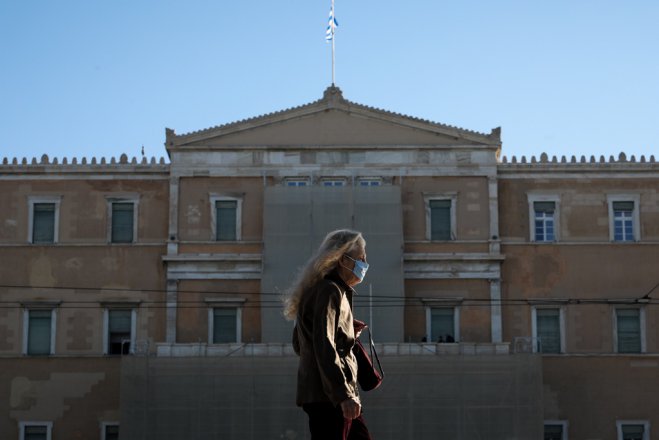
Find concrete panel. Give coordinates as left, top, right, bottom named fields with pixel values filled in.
left=260, top=186, right=404, bottom=343
left=118, top=354, right=542, bottom=440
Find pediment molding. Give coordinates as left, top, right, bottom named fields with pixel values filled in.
left=166, top=86, right=501, bottom=152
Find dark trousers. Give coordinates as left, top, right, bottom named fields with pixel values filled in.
left=303, top=402, right=372, bottom=440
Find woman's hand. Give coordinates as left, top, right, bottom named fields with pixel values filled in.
left=340, top=398, right=361, bottom=419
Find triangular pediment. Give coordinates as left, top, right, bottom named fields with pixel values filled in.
left=166, top=87, right=500, bottom=151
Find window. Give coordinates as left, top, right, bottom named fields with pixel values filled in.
left=614, top=308, right=644, bottom=353
left=321, top=178, right=346, bottom=187
left=107, top=196, right=138, bottom=243
left=617, top=421, right=650, bottom=440
left=544, top=421, right=568, bottom=440
left=613, top=202, right=635, bottom=241
left=28, top=196, right=60, bottom=244
left=209, top=307, right=241, bottom=343
left=19, top=422, right=52, bottom=440
left=285, top=178, right=310, bottom=187
left=534, top=202, right=556, bottom=242
left=528, top=195, right=560, bottom=242
left=101, top=422, right=119, bottom=440
left=426, top=307, right=459, bottom=343
left=532, top=307, right=565, bottom=354
left=23, top=309, right=55, bottom=356
left=608, top=195, right=640, bottom=242
left=425, top=195, right=456, bottom=241
left=210, top=196, right=242, bottom=241
left=104, top=309, right=136, bottom=355
left=357, top=178, right=382, bottom=187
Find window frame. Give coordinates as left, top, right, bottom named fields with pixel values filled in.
left=616, top=420, right=650, bottom=440
left=284, top=177, right=311, bottom=187
left=27, top=196, right=61, bottom=244
left=613, top=306, right=646, bottom=354
left=100, top=421, right=120, bottom=440
left=106, top=195, right=139, bottom=244
left=103, top=308, right=137, bottom=355
left=356, top=177, right=382, bottom=187
left=424, top=193, right=457, bottom=241
left=209, top=195, right=242, bottom=242
left=531, top=306, right=566, bottom=354
left=425, top=305, right=460, bottom=343
left=19, top=421, right=53, bottom=440
left=544, top=420, right=569, bottom=440
left=207, top=299, right=245, bottom=344
left=527, top=194, right=560, bottom=243
left=22, top=307, right=56, bottom=356
left=607, top=194, right=641, bottom=242
left=320, top=177, right=347, bottom=187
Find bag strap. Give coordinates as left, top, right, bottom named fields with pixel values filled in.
left=365, top=327, right=384, bottom=377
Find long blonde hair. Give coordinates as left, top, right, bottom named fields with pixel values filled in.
left=283, top=229, right=365, bottom=320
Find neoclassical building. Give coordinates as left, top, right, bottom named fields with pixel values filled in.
left=1, top=87, right=658, bottom=440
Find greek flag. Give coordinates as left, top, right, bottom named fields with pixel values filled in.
left=325, top=7, right=338, bottom=41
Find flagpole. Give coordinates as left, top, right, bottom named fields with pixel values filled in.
left=331, top=0, right=336, bottom=85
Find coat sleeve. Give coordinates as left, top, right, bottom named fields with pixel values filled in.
left=311, top=282, right=355, bottom=406
left=292, top=324, right=300, bottom=355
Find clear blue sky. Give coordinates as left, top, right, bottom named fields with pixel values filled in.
left=1, top=0, right=657, bottom=162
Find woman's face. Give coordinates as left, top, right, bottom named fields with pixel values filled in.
left=338, top=244, right=367, bottom=287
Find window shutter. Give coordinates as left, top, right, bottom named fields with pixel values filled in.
left=109, top=310, right=132, bottom=355
left=216, top=201, right=237, bottom=241
left=111, top=202, right=134, bottom=243
left=213, top=308, right=237, bottom=343
left=537, top=309, right=561, bottom=353
left=544, top=424, right=563, bottom=440
left=534, top=201, right=555, bottom=213
left=621, top=424, right=645, bottom=440
left=430, top=200, right=451, bottom=241
left=33, top=203, right=55, bottom=243
left=27, top=310, right=52, bottom=355
left=430, top=308, right=454, bottom=342
left=613, top=201, right=634, bottom=211
left=105, top=425, right=120, bottom=440
left=617, top=309, right=641, bottom=353
left=24, top=425, right=48, bottom=440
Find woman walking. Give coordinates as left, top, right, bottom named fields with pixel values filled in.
left=284, top=229, right=373, bottom=440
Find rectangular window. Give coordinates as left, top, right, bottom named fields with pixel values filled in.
left=616, top=309, right=642, bottom=353
left=285, top=178, right=310, bottom=187
left=32, top=203, right=56, bottom=243
left=544, top=424, right=564, bottom=440
left=429, top=199, right=452, bottom=241
left=534, top=201, right=556, bottom=242
left=617, top=421, right=650, bottom=440
left=101, top=423, right=120, bottom=440
left=429, top=308, right=457, bottom=343
left=111, top=202, right=135, bottom=243
left=321, top=179, right=346, bottom=187
left=28, top=196, right=60, bottom=244
left=536, top=308, right=561, bottom=353
left=622, top=425, right=645, bottom=440
left=613, top=201, right=635, bottom=242
left=107, top=309, right=133, bottom=355
left=211, top=308, right=239, bottom=343
left=215, top=200, right=237, bottom=241
left=358, top=178, right=382, bottom=187
left=19, top=422, right=52, bottom=440
left=26, top=310, right=54, bottom=356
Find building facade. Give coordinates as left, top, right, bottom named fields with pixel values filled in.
left=1, top=86, right=657, bottom=440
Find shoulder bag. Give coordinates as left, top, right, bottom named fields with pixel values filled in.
left=352, top=323, right=384, bottom=391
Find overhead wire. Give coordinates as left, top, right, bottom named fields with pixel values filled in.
left=1, top=283, right=657, bottom=309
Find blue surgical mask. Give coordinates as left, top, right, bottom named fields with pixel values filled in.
left=344, top=254, right=369, bottom=281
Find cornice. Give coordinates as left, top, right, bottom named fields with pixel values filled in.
left=166, top=86, right=501, bottom=150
